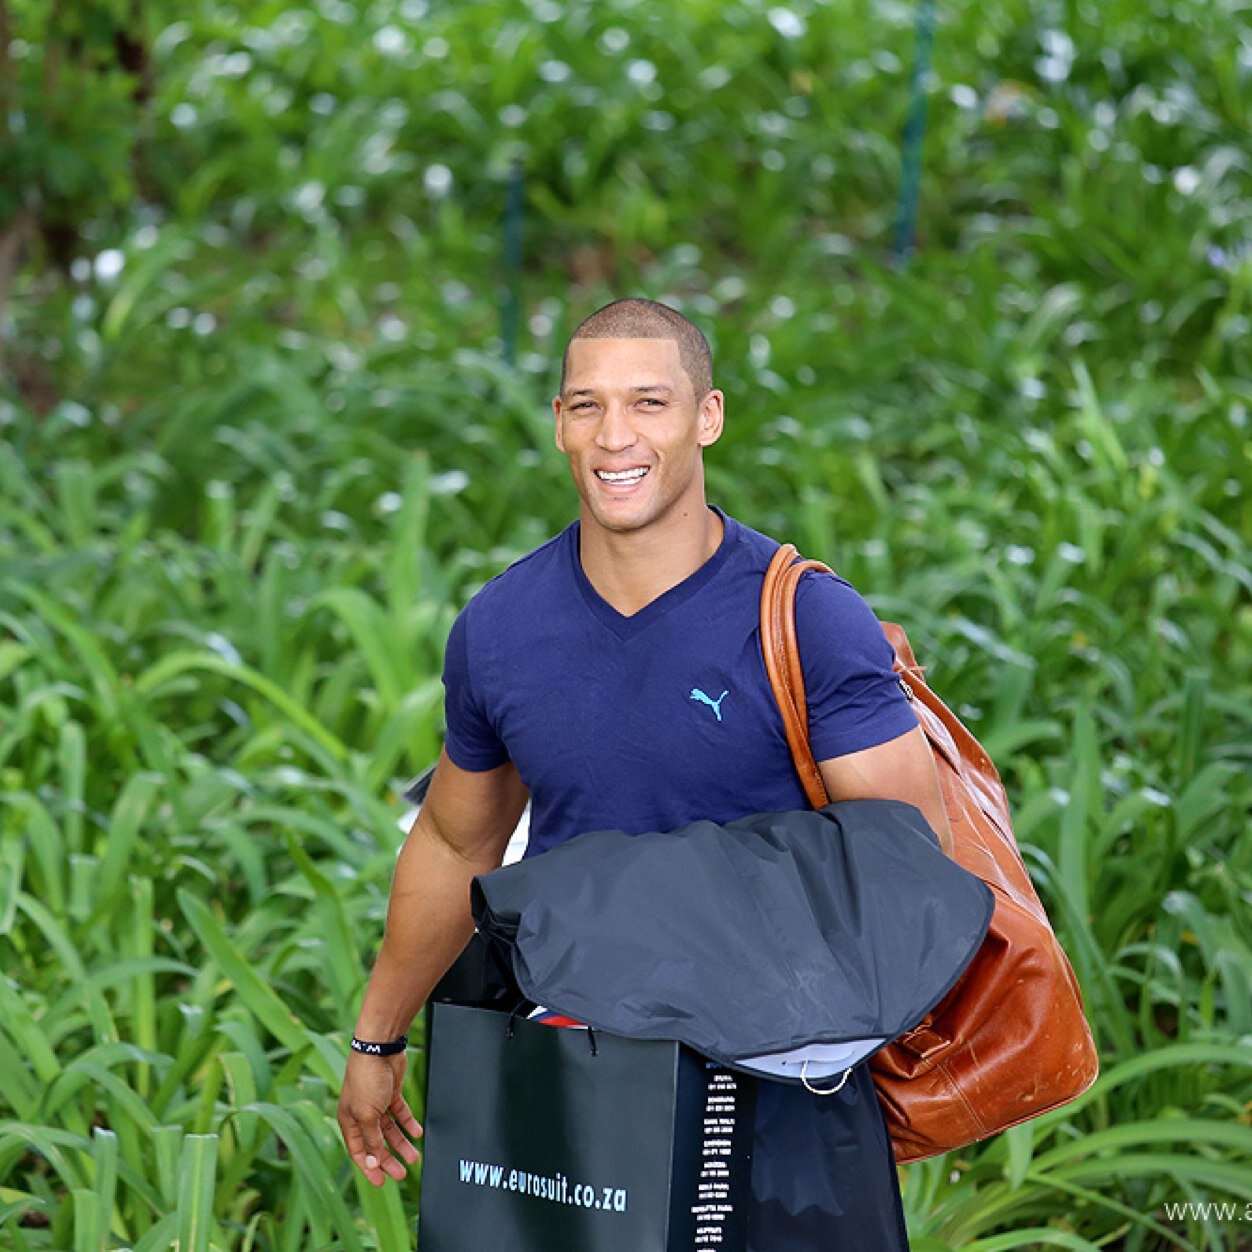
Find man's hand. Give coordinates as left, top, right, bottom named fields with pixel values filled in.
left=337, top=1051, right=424, bottom=1187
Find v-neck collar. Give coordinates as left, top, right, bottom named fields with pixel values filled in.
left=569, top=506, right=738, bottom=641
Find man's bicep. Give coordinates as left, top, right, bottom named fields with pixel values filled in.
left=817, top=726, right=953, bottom=856
left=414, top=747, right=529, bottom=869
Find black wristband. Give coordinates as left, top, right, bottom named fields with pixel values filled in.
left=350, top=1033, right=408, bottom=1057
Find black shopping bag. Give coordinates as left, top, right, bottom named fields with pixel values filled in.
left=418, top=1004, right=755, bottom=1252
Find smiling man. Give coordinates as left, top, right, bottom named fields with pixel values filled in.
left=337, top=298, right=950, bottom=1249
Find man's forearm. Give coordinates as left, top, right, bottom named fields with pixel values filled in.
left=352, top=819, right=501, bottom=1040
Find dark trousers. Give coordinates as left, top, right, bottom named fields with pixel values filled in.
left=748, top=1062, right=911, bottom=1250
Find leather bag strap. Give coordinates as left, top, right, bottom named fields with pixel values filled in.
left=761, top=545, right=834, bottom=810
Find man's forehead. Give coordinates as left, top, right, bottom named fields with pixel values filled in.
left=562, top=337, right=686, bottom=390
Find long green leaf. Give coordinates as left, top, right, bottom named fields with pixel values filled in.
left=241, top=1103, right=365, bottom=1252
left=175, top=1134, right=219, bottom=1252
left=135, top=651, right=350, bottom=762
left=95, top=772, right=161, bottom=910
left=177, top=890, right=337, bottom=1086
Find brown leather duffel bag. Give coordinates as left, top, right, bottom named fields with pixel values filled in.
left=761, top=545, right=1099, bottom=1162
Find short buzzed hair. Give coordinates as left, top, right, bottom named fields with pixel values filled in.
left=560, top=298, right=714, bottom=399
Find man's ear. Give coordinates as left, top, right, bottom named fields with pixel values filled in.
left=552, top=397, right=565, bottom=453
left=697, top=390, right=725, bottom=448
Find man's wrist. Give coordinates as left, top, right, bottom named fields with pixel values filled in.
left=350, top=1032, right=409, bottom=1057
left=353, top=1007, right=419, bottom=1043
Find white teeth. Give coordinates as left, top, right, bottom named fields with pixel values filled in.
left=596, top=467, right=648, bottom=483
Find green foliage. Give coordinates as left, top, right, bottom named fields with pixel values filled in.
left=1, top=0, right=150, bottom=224
left=2, top=0, right=1251, bottom=1247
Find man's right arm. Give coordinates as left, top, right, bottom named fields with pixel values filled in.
left=337, top=747, right=528, bottom=1186
left=354, top=747, right=529, bottom=1039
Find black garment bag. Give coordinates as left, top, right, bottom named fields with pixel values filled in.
left=471, top=799, right=994, bottom=1083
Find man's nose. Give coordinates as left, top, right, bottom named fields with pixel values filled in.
left=594, top=403, right=637, bottom=452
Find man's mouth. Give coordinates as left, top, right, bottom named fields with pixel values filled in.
left=595, top=467, right=650, bottom=484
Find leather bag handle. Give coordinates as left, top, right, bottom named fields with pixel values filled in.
left=760, top=545, right=834, bottom=810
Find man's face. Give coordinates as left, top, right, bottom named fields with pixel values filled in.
left=553, top=338, right=724, bottom=537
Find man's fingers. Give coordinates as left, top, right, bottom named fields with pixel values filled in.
left=338, top=1060, right=418, bottom=1185
left=338, top=1112, right=374, bottom=1163
left=340, top=1116, right=403, bottom=1181
left=389, top=1095, right=424, bottom=1140
left=380, top=1113, right=422, bottom=1164
left=358, top=1123, right=401, bottom=1185
left=340, top=1118, right=376, bottom=1176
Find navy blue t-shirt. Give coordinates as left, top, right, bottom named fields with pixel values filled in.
left=442, top=507, right=918, bottom=1248
left=441, top=508, right=917, bottom=856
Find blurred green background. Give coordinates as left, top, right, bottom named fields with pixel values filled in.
left=2, top=0, right=1250, bottom=1248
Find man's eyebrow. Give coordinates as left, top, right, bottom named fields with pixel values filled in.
left=563, top=383, right=675, bottom=398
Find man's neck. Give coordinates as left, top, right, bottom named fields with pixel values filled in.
left=578, top=504, right=725, bottom=618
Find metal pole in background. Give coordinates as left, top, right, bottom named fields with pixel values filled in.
left=501, top=156, right=524, bottom=365
left=892, top=0, right=937, bottom=265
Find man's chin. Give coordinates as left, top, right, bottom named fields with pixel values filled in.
left=576, top=490, right=657, bottom=533
left=586, top=508, right=650, bottom=535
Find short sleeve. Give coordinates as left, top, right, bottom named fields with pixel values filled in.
left=441, top=605, right=510, bottom=771
left=794, top=571, right=918, bottom=761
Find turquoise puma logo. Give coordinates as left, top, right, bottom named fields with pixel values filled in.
left=690, top=688, right=729, bottom=722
